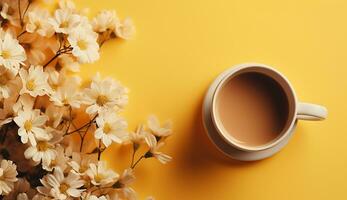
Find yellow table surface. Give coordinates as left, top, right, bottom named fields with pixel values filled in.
left=75, top=0, right=347, bottom=199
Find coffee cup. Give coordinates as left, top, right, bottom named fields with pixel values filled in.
left=203, top=63, right=327, bottom=160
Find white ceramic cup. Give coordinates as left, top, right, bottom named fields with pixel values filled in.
left=205, top=63, right=327, bottom=153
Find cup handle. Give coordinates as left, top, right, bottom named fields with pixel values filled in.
left=297, top=102, right=328, bottom=121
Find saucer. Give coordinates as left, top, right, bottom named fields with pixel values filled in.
left=202, top=66, right=297, bottom=161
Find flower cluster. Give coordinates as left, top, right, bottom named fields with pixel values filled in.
left=0, top=0, right=171, bottom=199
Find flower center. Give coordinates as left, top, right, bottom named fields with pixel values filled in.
left=62, top=98, right=69, bottom=105
left=77, top=40, right=88, bottom=50
left=59, top=21, right=69, bottom=29
left=37, top=141, right=49, bottom=151
left=24, top=120, right=32, bottom=131
left=94, top=174, right=104, bottom=183
left=103, top=123, right=112, bottom=134
left=96, top=95, right=108, bottom=106
left=59, top=183, right=69, bottom=193
left=1, top=50, right=11, bottom=59
left=35, top=21, right=42, bottom=29
left=26, top=80, right=36, bottom=91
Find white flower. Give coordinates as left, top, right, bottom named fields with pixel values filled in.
left=147, top=115, right=172, bottom=137
left=58, top=0, right=76, bottom=11
left=0, top=69, right=19, bottom=98
left=145, top=134, right=172, bottom=164
left=0, top=2, right=20, bottom=27
left=37, top=167, right=84, bottom=199
left=68, top=28, right=99, bottom=63
left=32, top=194, right=53, bottom=200
left=0, top=160, right=18, bottom=195
left=12, top=94, right=34, bottom=114
left=4, top=178, right=35, bottom=200
left=45, top=104, right=64, bottom=128
left=50, top=84, right=81, bottom=108
left=86, top=161, right=119, bottom=186
left=47, top=67, right=81, bottom=89
left=18, top=33, right=58, bottom=66
left=69, top=152, right=97, bottom=175
left=24, top=137, right=57, bottom=167
left=0, top=3, right=9, bottom=21
left=95, top=111, right=127, bottom=147
left=49, top=9, right=80, bottom=34
left=0, top=94, right=17, bottom=127
left=25, top=9, right=54, bottom=37
left=83, top=194, right=109, bottom=200
left=19, top=65, right=52, bottom=97
left=113, top=169, right=136, bottom=200
left=13, top=108, right=49, bottom=146
left=0, top=31, right=26, bottom=74
left=115, top=18, right=135, bottom=40
left=42, top=145, right=69, bottom=171
left=84, top=75, right=128, bottom=115
left=57, top=54, right=80, bottom=72
left=92, top=10, right=119, bottom=33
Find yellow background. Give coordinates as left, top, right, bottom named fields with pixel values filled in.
left=74, top=0, right=347, bottom=199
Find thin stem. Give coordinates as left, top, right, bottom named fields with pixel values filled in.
left=18, top=0, right=22, bottom=26
left=64, top=106, right=72, bottom=134
left=43, top=52, right=60, bottom=68
left=43, top=46, right=73, bottom=68
left=65, top=115, right=97, bottom=136
left=17, top=30, right=27, bottom=39
left=130, top=143, right=137, bottom=167
left=131, top=155, right=145, bottom=169
left=97, top=140, right=102, bottom=160
left=23, top=1, right=31, bottom=19
left=79, top=121, right=92, bottom=152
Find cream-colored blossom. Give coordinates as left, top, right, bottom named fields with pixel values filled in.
left=19, top=33, right=54, bottom=66
left=0, top=94, right=17, bottom=127
left=4, top=178, right=36, bottom=200
left=25, top=9, right=54, bottom=37
left=86, top=195, right=109, bottom=200
left=84, top=74, right=128, bottom=115
left=127, top=125, right=151, bottom=146
left=19, top=65, right=52, bottom=97
left=45, top=104, right=64, bottom=128
left=13, top=108, right=50, bottom=146
left=37, top=167, right=84, bottom=199
left=0, top=1, right=20, bottom=27
left=69, top=152, right=97, bottom=176
left=57, top=54, right=80, bottom=72
left=145, top=134, right=172, bottom=164
left=58, top=0, right=76, bottom=11
left=47, top=67, right=81, bottom=89
left=92, top=10, right=119, bottom=33
left=24, top=136, right=57, bottom=167
left=86, top=161, right=118, bottom=186
left=147, top=115, right=172, bottom=138
left=50, top=84, right=81, bottom=108
left=68, top=27, right=99, bottom=63
left=12, top=94, right=34, bottom=114
left=115, top=18, right=135, bottom=40
left=95, top=111, right=127, bottom=147
left=83, top=193, right=109, bottom=200
left=49, top=9, right=80, bottom=34
left=42, top=145, right=69, bottom=171
left=0, top=160, right=18, bottom=195
left=112, top=168, right=136, bottom=200
left=0, top=31, right=26, bottom=74
left=0, top=69, right=20, bottom=98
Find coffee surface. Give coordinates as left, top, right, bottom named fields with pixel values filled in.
left=216, top=72, right=289, bottom=147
